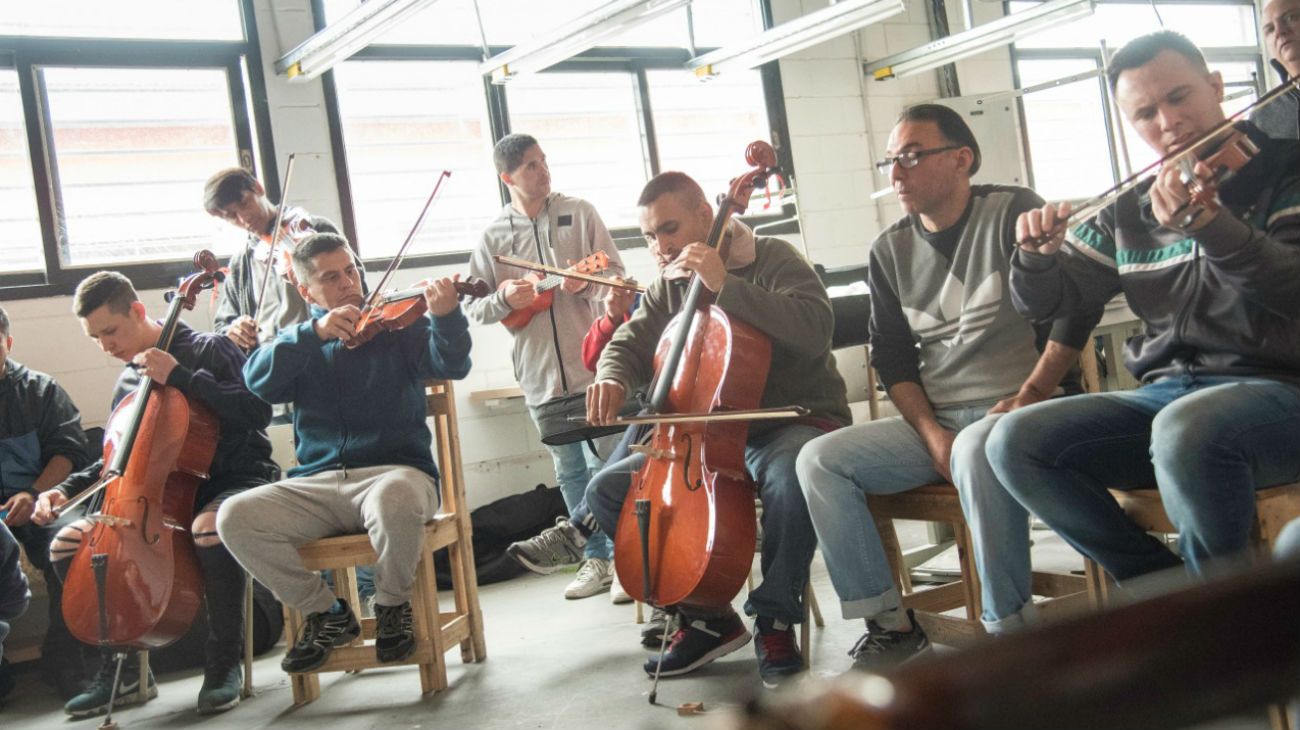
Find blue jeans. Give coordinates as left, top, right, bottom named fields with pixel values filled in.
left=797, top=404, right=1036, bottom=632
left=587, top=424, right=824, bottom=624
left=988, top=376, right=1300, bottom=580
left=536, top=421, right=615, bottom=561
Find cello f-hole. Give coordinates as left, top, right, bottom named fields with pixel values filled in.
left=681, top=435, right=704, bottom=492
left=138, top=495, right=160, bottom=546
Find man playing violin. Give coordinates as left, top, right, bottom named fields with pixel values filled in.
left=794, top=104, right=1098, bottom=669
left=586, top=171, right=850, bottom=688
left=33, top=271, right=276, bottom=717
left=204, top=167, right=366, bottom=352
left=465, top=134, right=627, bottom=600
left=1256, top=0, right=1299, bottom=139
left=217, top=232, right=471, bottom=674
left=989, top=31, right=1300, bottom=584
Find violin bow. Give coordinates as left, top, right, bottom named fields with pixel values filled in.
left=359, top=170, right=452, bottom=318
left=1026, top=74, right=1300, bottom=246
left=251, top=152, right=298, bottom=326
left=493, top=254, right=646, bottom=292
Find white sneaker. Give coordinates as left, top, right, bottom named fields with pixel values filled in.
left=610, top=571, right=633, bottom=604
left=564, top=558, right=613, bottom=599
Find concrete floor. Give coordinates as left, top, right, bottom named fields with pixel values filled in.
left=0, top=523, right=1281, bottom=730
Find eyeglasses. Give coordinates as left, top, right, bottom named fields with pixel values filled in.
left=874, top=145, right=961, bottom=173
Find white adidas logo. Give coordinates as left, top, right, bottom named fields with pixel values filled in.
left=902, top=272, right=1002, bottom=348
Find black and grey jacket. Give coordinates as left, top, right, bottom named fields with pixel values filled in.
left=1011, top=122, right=1300, bottom=386
left=0, top=361, right=89, bottom=499
left=1252, top=60, right=1300, bottom=141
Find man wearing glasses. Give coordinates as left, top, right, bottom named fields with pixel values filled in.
left=795, top=104, right=1099, bottom=669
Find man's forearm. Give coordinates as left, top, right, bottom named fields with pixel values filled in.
left=31, top=455, right=73, bottom=493
left=888, top=381, right=943, bottom=438
left=1020, top=341, right=1083, bottom=398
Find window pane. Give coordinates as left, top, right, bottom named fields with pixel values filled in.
left=646, top=69, right=771, bottom=200
left=688, top=0, right=763, bottom=48
left=42, top=67, right=245, bottom=267
left=507, top=72, right=650, bottom=227
left=1018, top=59, right=1115, bottom=200
left=333, top=60, right=499, bottom=258
left=1013, top=2, right=1257, bottom=50
left=0, top=69, right=44, bottom=274
left=0, top=0, right=242, bottom=41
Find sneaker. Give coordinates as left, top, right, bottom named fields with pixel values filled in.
left=565, top=557, right=613, bottom=599
left=281, top=600, right=362, bottom=674
left=64, top=655, right=158, bottom=718
left=754, top=616, right=805, bottom=689
left=643, top=610, right=751, bottom=677
left=849, top=610, right=929, bottom=672
left=610, top=571, right=633, bottom=604
left=196, top=661, right=242, bottom=715
left=375, top=602, right=416, bottom=663
left=507, top=517, right=586, bottom=575
left=640, top=608, right=681, bottom=648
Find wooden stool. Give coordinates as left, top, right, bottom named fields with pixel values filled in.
left=869, top=483, right=1089, bottom=645
left=282, top=380, right=486, bottom=705
left=1084, top=483, right=1300, bottom=730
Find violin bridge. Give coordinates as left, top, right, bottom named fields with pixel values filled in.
left=629, top=444, right=677, bottom=461
left=87, top=515, right=134, bottom=529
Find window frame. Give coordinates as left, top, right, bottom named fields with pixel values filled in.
left=0, top=0, right=275, bottom=299
left=316, top=0, right=798, bottom=273
left=1008, top=0, right=1268, bottom=198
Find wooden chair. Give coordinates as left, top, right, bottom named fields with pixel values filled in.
left=870, top=483, right=1090, bottom=645
left=1084, top=482, right=1300, bottom=730
left=282, top=380, right=486, bottom=705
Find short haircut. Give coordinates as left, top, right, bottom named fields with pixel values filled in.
left=493, top=133, right=539, bottom=175
left=896, top=103, right=982, bottom=176
left=1107, top=30, right=1209, bottom=91
left=637, top=171, right=710, bottom=209
left=73, top=271, right=139, bottom=319
left=204, top=167, right=260, bottom=214
left=291, top=232, right=351, bottom=284
left=0, top=305, right=9, bottom=337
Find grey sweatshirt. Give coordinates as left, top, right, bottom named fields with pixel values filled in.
left=465, top=192, right=625, bottom=406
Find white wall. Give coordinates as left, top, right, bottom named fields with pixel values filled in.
left=4, top=0, right=1026, bottom=510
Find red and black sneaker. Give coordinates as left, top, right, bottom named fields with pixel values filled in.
left=754, top=616, right=805, bottom=689
left=642, top=609, right=751, bottom=678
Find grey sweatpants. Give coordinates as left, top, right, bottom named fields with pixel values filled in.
left=217, top=464, right=438, bottom=615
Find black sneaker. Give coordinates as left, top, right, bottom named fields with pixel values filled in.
left=754, top=616, right=805, bottom=688
left=64, top=655, right=157, bottom=718
left=642, top=610, right=751, bottom=678
left=640, top=607, right=681, bottom=648
left=375, top=601, right=416, bottom=663
left=196, top=661, right=242, bottom=715
left=849, top=609, right=929, bottom=672
left=282, top=600, right=361, bottom=674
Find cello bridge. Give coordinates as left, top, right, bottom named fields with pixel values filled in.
left=629, top=444, right=677, bottom=461
left=86, top=515, right=134, bottom=529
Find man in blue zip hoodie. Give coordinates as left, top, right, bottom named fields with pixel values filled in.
left=988, top=31, right=1300, bottom=583
left=219, top=232, right=471, bottom=674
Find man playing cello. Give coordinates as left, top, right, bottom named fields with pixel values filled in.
left=586, top=171, right=850, bottom=688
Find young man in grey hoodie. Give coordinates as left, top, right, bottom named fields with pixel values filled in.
left=465, top=134, right=626, bottom=600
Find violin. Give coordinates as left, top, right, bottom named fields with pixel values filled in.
left=1168, top=128, right=1260, bottom=228
left=346, top=277, right=490, bottom=349
left=498, top=250, right=615, bottom=332
left=61, top=251, right=224, bottom=649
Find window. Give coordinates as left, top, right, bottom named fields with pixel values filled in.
left=506, top=72, right=650, bottom=227
left=0, top=67, right=44, bottom=275
left=1011, top=0, right=1265, bottom=199
left=332, top=60, right=500, bottom=258
left=0, top=0, right=243, bottom=41
left=42, top=67, right=245, bottom=267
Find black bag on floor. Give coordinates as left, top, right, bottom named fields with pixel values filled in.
left=433, top=484, right=568, bottom=589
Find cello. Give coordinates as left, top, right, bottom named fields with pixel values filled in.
left=60, top=251, right=225, bottom=654
left=609, top=142, right=805, bottom=700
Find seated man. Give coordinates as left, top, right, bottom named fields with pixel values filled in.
left=34, top=271, right=276, bottom=717
left=218, top=232, right=471, bottom=673
left=584, top=171, right=851, bottom=688
left=793, top=105, right=1097, bottom=667
left=0, top=521, right=31, bottom=705
left=0, top=304, right=92, bottom=697
left=989, top=31, right=1300, bottom=583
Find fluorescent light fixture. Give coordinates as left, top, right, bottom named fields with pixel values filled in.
left=482, top=0, right=691, bottom=84
left=865, top=0, right=1094, bottom=81
left=688, top=0, right=905, bottom=77
left=275, top=0, right=445, bottom=82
